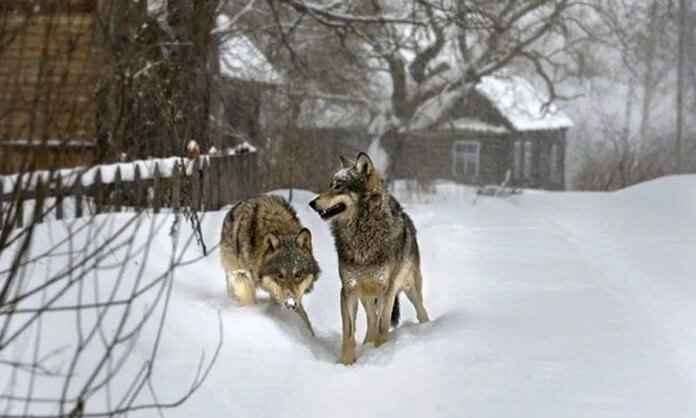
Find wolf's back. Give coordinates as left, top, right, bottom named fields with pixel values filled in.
left=221, top=196, right=301, bottom=263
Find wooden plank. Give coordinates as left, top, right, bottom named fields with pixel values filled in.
left=134, top=164, right=143, bottom=212
left=241, top=153, right=255, bottom=200
left=94, top=168, right=103, bottom=214
left=224, top=156, right=234, bottom=205
left=153, top=163, right=161, bottom=213
left=0, top=179, right=4, bottom=226
left=35, top=177, right=45, bottom=224
left=55, top=175, right=64, bottom=220
left=201, top=158, right=211, bottom=211
left=211, top=157, right=220, bottom=210
left=172, top=162, right=181, bottom=213
left=191, top=158, right=201, bottom=212
left=114, top=167, right=122, bottom=212
left=74, top=175, right=83, bottom=218
left=231, top=156, right=241, bottom=203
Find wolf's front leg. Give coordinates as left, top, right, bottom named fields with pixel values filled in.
left=296, top=303, right=315, bottom=337
left=338, top=287, right=358, bottom=365
left=228, top=269, right=256, bottom=306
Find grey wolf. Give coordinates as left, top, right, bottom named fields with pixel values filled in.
left=309, top=152, right=429, bottom=364
left=220, top=195, right=320, bottom=335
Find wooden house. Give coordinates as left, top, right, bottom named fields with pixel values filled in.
left=387, top=75, right=573, bottom=190
left=0, top=0, right=96, bottom=173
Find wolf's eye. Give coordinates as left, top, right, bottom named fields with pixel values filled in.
left=294, top=272, right=302, bottom=280
left=276, top=272, right=283, bottom=280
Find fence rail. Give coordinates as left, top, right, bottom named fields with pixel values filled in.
left=0, top=152, right=258, bottom=228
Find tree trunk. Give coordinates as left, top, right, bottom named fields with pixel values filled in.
left=167, top=0, right=217, bottom=156
left=676, top=0, right=687, bottom=173
left=638, top=2, right=658, bottom=150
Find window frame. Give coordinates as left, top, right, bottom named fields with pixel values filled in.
left=452, top=139, right=481, bottom=178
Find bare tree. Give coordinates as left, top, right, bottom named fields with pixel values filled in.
left=1, top=2, right=225, bottom=416
left=259, top=0, right=591, bottom=181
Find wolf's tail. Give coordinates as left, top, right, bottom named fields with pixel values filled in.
left=390, top=295, right=400, bottom=327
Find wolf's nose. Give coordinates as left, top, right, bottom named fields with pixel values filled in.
left=308, top=198, right=318, bottom=210
left=284, top=297, right=297, bottom=310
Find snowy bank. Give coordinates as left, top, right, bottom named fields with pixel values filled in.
left=2, top=175, right=695, bottom=417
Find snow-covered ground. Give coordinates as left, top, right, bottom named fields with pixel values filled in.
left=2, top=176, right=695, bottom=417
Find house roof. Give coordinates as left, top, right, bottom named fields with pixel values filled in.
left=434, top=117, right=510, bottom=135
left=475, top=75, right=573, bottom=132
left=215, top=15, right=283, bottom=85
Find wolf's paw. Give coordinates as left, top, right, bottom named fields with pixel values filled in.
left=374, top=333, right=389, bottom=348
left=337, top=353, right=356, bottom=366
left=337, top=343, right=356, bottom=365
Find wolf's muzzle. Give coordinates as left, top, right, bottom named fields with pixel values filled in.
left=309, top=197, right=319, bottom=211
left=283, top=291, right=297, bottom=310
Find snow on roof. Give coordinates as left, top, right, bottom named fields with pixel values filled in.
left=216, top=15, right=282, bottom=85
left=296, top=98, right=370, bottom=129
left=476, top=75, right=573, bottom=131
left=435, top=117, right=510, bottom=134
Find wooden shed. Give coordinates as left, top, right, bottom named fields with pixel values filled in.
left=0, top=0, right=97, bottom=173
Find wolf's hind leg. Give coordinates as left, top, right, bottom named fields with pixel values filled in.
left=229, top=270, right=256, bottom=306
left=406, top=268, right=429, bottom=323
left=375, top=289, right=398, bottom=348
left=361, top=297, right=378, bottom=344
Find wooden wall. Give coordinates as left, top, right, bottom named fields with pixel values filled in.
left=0, top=0, right=96, bottom=172
left=390, top=129, right=567, bottom=190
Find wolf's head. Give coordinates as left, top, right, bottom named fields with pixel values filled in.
left=258, top=228, right=320, bottom=310
left=309, top=152, right=382, bottom=222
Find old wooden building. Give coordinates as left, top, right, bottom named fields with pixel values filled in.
left=388, top=75, right=573, bottom=190
left=0, top=0, right=97, bottom=173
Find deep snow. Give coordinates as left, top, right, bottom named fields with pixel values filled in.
left=1, top=176, right=695, bottom=417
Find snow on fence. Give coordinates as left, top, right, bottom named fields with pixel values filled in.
left=0, top=152, right=258, bottom=228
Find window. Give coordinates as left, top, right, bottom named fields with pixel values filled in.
left=550, top=143, right=562, bottom=183
left=452, top=140, right=480, bottom=177
left=523, top=140, right=533, bottom=179
left=513, top=141, right=522, bottom=179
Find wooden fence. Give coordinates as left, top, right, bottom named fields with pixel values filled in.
left=0, top=152, right=258, bottom=228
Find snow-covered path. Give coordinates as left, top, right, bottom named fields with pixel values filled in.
left=2, top=176, right=695, bottom=417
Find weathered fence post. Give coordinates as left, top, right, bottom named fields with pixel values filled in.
left=191, top=158, right=201, bottom=212
left=94, top=168, right=104, bottom=214
left=16, top=186, right=24, bottom=228
left=0, top=179, right=4, bottom=226
left=74, top=175, right=84, bottom=218
left=55, top=174, right=64, bottom=221
left=114, top=166, right=122, bottom=213
left=35, top=177, right=45, bottom=224
left=209, top=157, right=220, bottom=210
left=202, top=158, right=212, bottom=211
left=172, top=162, right=181, bottom=213
left=134, top=164, right=143, bottom=212
left=230, top=155, right=242, bottom=204
left=153, top=163, right=162, bottom=213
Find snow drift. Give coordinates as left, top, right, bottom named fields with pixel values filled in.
left=2, top=176, right=695, bottom=417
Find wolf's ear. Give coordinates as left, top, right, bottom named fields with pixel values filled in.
left=355, top=152, right=374, bottom=176
left=339, top=155, right=354, bottom=168
left=295, top=228, right=312, bottom=253
left=265, top=233, right=280, bottom=253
